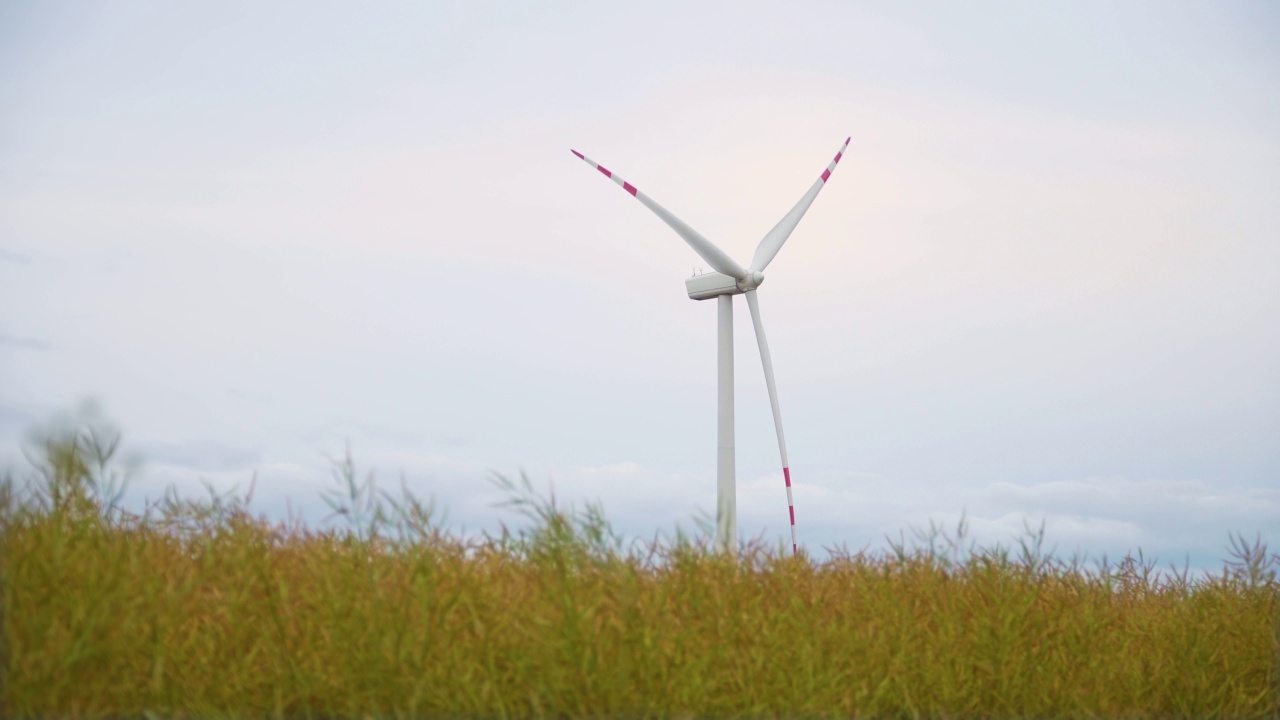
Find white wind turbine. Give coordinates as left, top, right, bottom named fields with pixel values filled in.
left=571, top=136, right=849, bottom=555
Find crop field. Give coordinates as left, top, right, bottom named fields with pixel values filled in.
left=2, top=424, right=1277, bottom=718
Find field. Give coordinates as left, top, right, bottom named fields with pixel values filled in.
left=2, top=422, right=1277, bottom=718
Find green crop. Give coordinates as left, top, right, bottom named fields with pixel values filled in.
left=2, top=419, right=1276, bottom=718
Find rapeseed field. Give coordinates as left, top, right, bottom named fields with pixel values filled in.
left=3, top=422, right=1276, bottom=718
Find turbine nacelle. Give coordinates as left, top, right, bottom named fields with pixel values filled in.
left=684, top=269, right=765, bottom=300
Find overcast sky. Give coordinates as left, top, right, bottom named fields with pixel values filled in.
left=2, top=1, right=1277, bottom=569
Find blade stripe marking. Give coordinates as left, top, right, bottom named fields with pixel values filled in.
left=572, top=150, right=640, bottom=197
left=818, top=139, right=850, bottom=184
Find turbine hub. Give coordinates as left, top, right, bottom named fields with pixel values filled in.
left=739, top=269, right=765, bottom=291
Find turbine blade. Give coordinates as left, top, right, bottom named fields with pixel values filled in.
left=750, top=136, right=850, bottom=273
left=571, top=149, right=746, bottom=280
left=744, top=289, right=797, bottom=556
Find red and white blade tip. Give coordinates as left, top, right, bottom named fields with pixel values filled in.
left=820, top=136, right=851, bottom=184
left=571, top=149, right=639, bottom=196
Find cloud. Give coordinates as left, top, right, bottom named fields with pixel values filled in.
left=979, top=478, right=1275, bottom=526
left=0, top=249, right=32, bottom=265
left=225, top=387, right=273, bottom=404
left=19, top=421, right=1269, bottom=575
left=292, top=420, right=474, bottom=458
left=0, top=404, right=36, bottom=462
left=781, top=472, right=1278, bottom=571
left=142, top=438, right=264, bottom=472
left=125, top=460, right=320, bottom=517
left=576, top=461, right=647, bottom=478
left=0, top=403, right=34, bottom=430
left=0, top=332, right=53, bottom=351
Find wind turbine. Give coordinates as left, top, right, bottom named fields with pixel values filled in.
left=571, top=137, right=849, bottom=555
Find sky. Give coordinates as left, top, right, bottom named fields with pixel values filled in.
left=2, top=1, right=1277, bottom=570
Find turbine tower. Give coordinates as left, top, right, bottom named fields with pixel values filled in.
left=571, top=137, right=849, bottom=554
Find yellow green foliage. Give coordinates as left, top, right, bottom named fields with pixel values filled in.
left=2, top=423, right=1277, bottom=718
